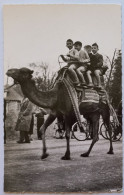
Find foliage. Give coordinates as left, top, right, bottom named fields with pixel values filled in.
left=29, top=62, right=56, bottom=91
left=108, top=50, right=122, bottom=108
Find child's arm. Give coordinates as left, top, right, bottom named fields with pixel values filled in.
left=68, top=54, right=79, bottom=60
left=60, top=55, right=68, bottom=62
left=79, top=50, right=90, bottom=63
left=67, top=50, right=79, bottom=61
left=96, top=54, right=103, bottom=68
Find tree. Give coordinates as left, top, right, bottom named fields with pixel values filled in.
left=108, top=50, right=122, bottom=108
left=29, top=62, right=56, bottom=91
left=105, top=49, right=117, bottom=91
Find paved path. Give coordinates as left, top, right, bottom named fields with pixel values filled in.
left=4, top=137, right=122, bottom=193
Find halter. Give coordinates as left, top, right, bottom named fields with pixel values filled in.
left=5, top=82, right=16, bottom=90
left=58, top=55, right=68, bottom=69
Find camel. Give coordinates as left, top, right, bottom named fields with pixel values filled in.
left=6, top=67, right=114, bottom=160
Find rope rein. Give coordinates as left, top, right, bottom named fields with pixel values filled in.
left=105, top=91, right=119, bottom=126
left=62, top=78, right=83, bottom=130
left=5, top=83, right=16, bottom=90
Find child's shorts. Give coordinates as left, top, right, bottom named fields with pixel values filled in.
left=68, top=61, right=80, bottom=69
left=77, top=62, right=87, bottom=70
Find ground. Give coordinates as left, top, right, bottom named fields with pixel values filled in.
left=4, top=137, right=122, bottom=193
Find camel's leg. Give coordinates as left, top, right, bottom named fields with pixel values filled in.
left=81, top=113, right=100, bottom=157
left=41, top=113, right=56, bottom=159
left=106, top=122, right=114, bottom=154
left=61, top=116, right=71, bottom=160
left=101, top=106, right=114, bottom=154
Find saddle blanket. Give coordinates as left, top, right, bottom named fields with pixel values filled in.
left=79, top=88, right=108, bottom=104
left=81, top=89, right=99, bottom=104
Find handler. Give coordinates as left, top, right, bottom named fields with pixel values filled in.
left=15, top=96, right=34, bottom=143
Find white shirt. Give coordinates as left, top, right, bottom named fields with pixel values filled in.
left=66, top=48, right=79, bottom=62
left=78, top=50, right=90, bottom=63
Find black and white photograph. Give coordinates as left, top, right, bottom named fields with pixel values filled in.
left=3, top=3, right=122, bottom=194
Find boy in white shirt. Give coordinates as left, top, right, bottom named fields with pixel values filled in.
left=60, top=39, right=80, bottom=85
left=74, top=41, right=90, bottom=86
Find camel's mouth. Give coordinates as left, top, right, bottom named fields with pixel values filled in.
left=13, top=79, right=19, bottom=84
left=8, top=77, right=19, bottom=85
left=6, top=69, right=19, bottom=84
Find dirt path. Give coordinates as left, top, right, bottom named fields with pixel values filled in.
left=4, top=137, right=122, bottom=193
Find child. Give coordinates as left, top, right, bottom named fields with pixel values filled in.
left=60, top=39, right=79, bottom=63
left=84, top=45, right=92, bottom=56
left=86, top=43, right=103, bottom=89
left=74, top=41, right=90, bottom=86
left=84, top=45, right=94, bottom=87
left=60, top=39, right=80, bottom=85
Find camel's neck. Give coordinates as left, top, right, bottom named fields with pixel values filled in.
left=20, top=79, right=58, bottom=109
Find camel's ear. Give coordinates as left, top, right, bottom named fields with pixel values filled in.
left=20, top=68, right=34, bottom=74
left=30, top=70, right=34, bottom=74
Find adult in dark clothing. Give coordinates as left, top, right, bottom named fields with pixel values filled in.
left=28, top=113, right=34, bottom=141
left=35, top=108, right=47, bottom=140
left=15, top=97, right=34, bottom=143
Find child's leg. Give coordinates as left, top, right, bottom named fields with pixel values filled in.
left=86, top=70, right=93, bottom=86
left=76, top=66, right=86, bottom=85
left=68, top=64, right=79, bottom=84
left=94, top=70, right=102, bottom=87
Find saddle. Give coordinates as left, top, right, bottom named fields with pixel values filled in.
left=57, top=67, right=119, bottom=126
left=57, top=67, right=107, bottom=105
left=57, top=66, right=69, bottom=81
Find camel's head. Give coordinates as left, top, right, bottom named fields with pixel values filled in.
left=6, top=67, right=34, bottom=84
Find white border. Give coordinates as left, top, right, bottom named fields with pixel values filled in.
left=0, top=0, right=123, bottom=195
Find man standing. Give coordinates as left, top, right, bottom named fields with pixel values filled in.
left=15, top=97, right=34, bottom=143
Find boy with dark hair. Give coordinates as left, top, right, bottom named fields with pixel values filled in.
left=86, top=43, right=104, bottom=89
left=60, top=39, right=79, bottom=62
left=60, top=39, right=80, bottom=85
left=74, top=41, right=90, bottom=86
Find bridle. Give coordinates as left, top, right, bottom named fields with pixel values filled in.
left=5, top=81, right=19, bottom=90
left=58, top=55, right=67, bottom=69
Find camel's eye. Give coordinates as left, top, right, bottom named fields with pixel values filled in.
left=21, top=71, right=27, bottom=75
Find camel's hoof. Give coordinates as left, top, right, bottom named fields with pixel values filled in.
left=107, top=151, right=114, bottom=154
left=80, top=153, right=89, bottom=157
left=41, top=153, right=49, bottom=159
left=61, top=156, right=71, bottom=160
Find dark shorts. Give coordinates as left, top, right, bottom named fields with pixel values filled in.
left=68, top=61, right=79, bottom=65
